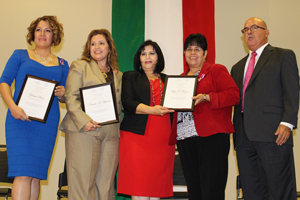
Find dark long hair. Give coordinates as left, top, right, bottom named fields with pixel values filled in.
left=133, top=40, right=165, bottom=74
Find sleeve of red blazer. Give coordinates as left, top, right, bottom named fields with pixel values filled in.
left=209, top=64, right=240, bottom=109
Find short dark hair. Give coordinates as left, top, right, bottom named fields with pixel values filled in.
left=134, top=40, right=165, bottom=74
left=27, top=16, right=64, bottom=46
left=184, top=33, right=207, bottom=53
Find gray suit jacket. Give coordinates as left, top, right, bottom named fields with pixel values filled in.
left=60, top=59, right=123, bottom=136
left=231, top=44, right=299, bottom=148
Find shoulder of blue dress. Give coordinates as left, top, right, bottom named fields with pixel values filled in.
left=57, top=57, right=69, bottom=67
left=15, top=49, right=30, bottom=61
left=15, top=49, right=28, bottom=56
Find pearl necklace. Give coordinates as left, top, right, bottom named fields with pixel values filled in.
left=34, top=49, right=53, bottom=65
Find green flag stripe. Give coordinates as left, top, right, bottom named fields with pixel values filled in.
left=112, top=1, right=145, bottom=199
left=112, top=0, right=145, bottom=73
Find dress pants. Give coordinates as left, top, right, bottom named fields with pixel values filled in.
left=177, top=133, right=230, bottom=200
left=65, top=124, right=119, bottom=200
left=236, top=124, right=297, bottom=200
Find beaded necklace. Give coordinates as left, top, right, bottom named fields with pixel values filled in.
left=148, top=76, right=162, bottom=105
left=34, top=49, right=53, bottom=65
left=101, top=67, right=110, bottom=78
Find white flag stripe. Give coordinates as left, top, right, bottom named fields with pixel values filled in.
left=145, top=0, right=183, bottom=75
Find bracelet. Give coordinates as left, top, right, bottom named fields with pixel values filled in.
left=57, top=96, right=62, bottom=100
left=203, top=94, right=207, bottom=101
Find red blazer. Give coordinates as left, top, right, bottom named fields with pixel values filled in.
left=170, top=62, right=240, bottom=144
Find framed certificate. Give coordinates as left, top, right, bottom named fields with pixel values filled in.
left=161, top=75, right=198, bottom=111
left=16, top=74, right=59, bottom=123
left=80, top=83, right=119, bottom=126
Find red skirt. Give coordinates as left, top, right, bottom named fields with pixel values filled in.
left=118, top=114, right=175, bottom=197
left=118, top=79, right=175, bottom=197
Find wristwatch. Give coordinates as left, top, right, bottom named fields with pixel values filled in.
left=203, top=94, right=207, bottom=101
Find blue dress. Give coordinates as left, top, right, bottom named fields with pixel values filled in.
left=0, top=49, right=69, bottom=180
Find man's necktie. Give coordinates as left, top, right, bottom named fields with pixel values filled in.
left=242, top=51, right=257, bottom=111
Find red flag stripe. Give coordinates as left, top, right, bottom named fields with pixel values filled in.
left=182, top=0, right=215, bottom=71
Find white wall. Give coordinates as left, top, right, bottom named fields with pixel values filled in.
left=0, top=0, right=113, bottom=199
left=0, top=0, right=299, bottom=199
left=215, top=1, right=300, bottom=199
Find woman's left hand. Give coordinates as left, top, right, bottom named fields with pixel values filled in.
left=192, top=93, right=210, bottom=106
left=54, top=86, right=65, bottom=100
left=151, top=105, right=175, bottom=116
left=83, top=120, right=101, bottom=132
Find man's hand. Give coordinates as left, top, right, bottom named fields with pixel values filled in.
left=275, top=124, right=291, bottom=146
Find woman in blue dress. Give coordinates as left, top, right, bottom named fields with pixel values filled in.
left=0, top=16, right=69, bottom=200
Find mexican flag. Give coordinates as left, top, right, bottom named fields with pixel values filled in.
left=112, top=0, right=215, bottom=199
left=112, top=0, right=215, bottom=74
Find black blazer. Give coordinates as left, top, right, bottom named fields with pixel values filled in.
left=231, top=44, right=299, bottom=148
left=120, top=71, right=171, bottom=135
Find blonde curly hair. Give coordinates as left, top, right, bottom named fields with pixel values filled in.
left=26, top=15, right=64, bottom=46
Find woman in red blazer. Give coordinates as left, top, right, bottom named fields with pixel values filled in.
left=169, top=33, right=240, bottom=200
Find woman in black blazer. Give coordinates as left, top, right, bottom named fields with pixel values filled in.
left=117, top=40, right=175, bottom=200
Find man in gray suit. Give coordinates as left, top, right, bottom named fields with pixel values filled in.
left=231, top=17, right=299, bottom=200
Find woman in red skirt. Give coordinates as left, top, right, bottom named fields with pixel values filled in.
left=117, top=40, right=175, bottom=200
